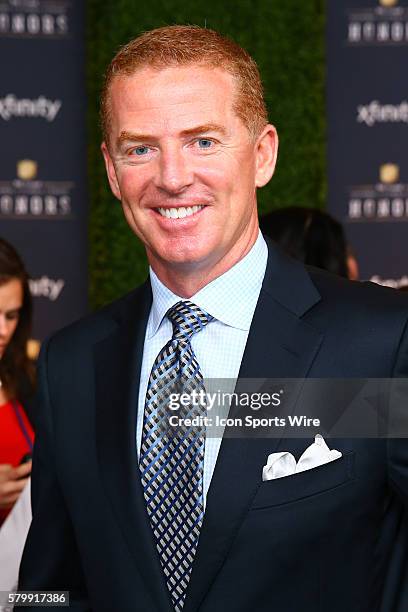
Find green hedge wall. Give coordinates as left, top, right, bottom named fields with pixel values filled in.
left=87, top=0, right=326, bottom=309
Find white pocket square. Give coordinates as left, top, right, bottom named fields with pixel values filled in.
left=262, top=434, right=342, bottom=481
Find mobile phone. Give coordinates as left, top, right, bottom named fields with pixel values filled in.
left=19, top=453, right=32, bottom=465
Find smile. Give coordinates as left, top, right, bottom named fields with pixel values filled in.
left=157, top=205, right=204, bottom=219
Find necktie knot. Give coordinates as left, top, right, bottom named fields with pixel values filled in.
left=167, top=300, right=213, bottom=342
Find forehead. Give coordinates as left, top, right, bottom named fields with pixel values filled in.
left=108, top=65, right=241, bottom=136
left=0, top=278, right=23, bottom=309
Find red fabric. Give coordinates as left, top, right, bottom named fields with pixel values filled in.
left=0, top=400, right=34, bottom=524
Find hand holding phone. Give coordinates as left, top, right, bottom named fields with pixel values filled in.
left=0, top=461, right=32, bottom=509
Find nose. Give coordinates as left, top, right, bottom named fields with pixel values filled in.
left=0, top=314, right=7, bottom=337
left=155, top=143, right=193, bottom=194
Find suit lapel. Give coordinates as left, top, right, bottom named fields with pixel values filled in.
left=184, top=242, right=324, bottom=612
left=94, top=283, right=173, bottom=612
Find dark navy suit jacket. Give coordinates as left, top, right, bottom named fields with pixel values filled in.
left=18, top=241, right=408, bottom=611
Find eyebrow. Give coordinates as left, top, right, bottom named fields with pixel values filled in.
left=116, top=123, right=227, bottom=148
left=179, top=123, right=227, bottom=137
left=1, top=307, right=21, bottom=315
left=117, top=131, right=152, bottom=147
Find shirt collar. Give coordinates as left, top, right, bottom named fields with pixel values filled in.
left=147, top=231, right=268, bottom=338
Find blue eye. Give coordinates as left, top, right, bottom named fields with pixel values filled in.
left=132, top=146, right=150, bottom=156
left=198, top=139, right=213, bottom=149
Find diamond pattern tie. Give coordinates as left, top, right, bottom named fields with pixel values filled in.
left=140, top=300, right=213, bottom=611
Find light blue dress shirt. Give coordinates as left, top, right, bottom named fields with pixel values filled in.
left=137, top=231, right=268, bottom=506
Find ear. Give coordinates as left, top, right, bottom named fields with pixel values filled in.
left=254, top=124, right=279, bottom=188
left=101, top=141, right=121, bottom=201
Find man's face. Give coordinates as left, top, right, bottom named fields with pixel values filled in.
left=102, top=64, right=277, bottom=281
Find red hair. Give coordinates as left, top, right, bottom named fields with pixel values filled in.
left=101, top=25, right=268, bottom=144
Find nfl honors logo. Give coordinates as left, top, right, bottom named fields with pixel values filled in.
left=0, top=159, right=72, bottom=218
left=348, top=0, right=407, bottom=44
left=348, top=164, right=407, bottom=220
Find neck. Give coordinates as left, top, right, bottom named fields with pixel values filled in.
left=149, top=227, right=259, bottom=298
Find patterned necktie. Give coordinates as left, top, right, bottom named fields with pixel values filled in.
left=140, top=300, right=213, bottom=611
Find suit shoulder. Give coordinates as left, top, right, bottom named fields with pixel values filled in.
left=44, top=282, right=151, bottom=354
left=304, top=267, right=408, bottom=375
left=307, top=266, right=408, bottom=317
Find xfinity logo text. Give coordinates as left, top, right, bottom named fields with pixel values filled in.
left=29, top=276, right=64, bottom=301
left=357, top=100, right=408, bottom=126
left=0, top=94, right=61, bottom=121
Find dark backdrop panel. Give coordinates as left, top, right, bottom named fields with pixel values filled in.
left=0, top=0, right=88, bottom=341
left=327, top=0, right=408, bottom=286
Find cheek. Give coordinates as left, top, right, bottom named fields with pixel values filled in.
left=196, top=162, right=235, bottom=196
left=117, top=167, right=147, bottom=200
left=198, top=152, right=255, bottom=191
left=6, top=320, right=19, bottom=341
left=120, top=203, right=144, bottom=239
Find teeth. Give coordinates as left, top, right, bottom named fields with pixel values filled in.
left=157, top=205, right=204, bottom=219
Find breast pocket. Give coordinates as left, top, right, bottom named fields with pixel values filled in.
left=250, top=451, right=355, bottom=510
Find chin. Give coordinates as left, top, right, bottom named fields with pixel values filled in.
left=159, top=241, right=214, bottom=267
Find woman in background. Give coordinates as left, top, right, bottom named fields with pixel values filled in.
left=260, top=206, right=358, bottom=279
left=0, top=237, right=35, bottom=527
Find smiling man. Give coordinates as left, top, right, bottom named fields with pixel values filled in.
left=18, top=25, right=408, bottom=612
left=100, top=45, right=276, bottom=297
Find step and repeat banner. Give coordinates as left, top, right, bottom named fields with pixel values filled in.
left=327, top=0, right=408, bottom=287
left=0, top=0, right=88, bottom=343
left=1, top=0, right=406, bottom=346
